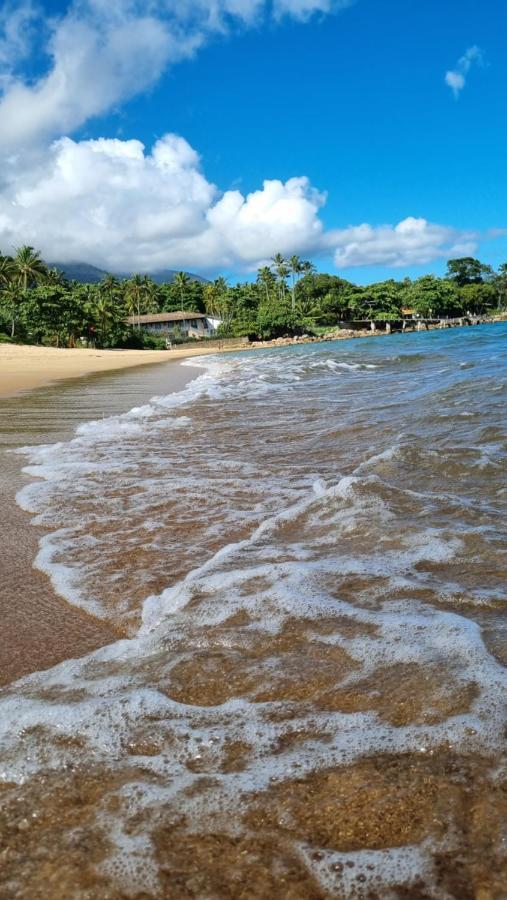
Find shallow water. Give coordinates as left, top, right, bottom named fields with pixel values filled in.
left=1, top=325, right=506, bottom=899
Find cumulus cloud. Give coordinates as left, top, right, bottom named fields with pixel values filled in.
left=445, top=46, right=483, bottom=98
left=0, top=133, right=477, bottom=273
left=331, top=217, right=477, bottom=268
left=0, top=134, right=326, bottom=271
left=0, top=1, right=482, bottom=273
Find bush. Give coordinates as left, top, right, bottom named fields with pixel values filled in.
left=116, top=330, right=167, bottom=350
left=372, top=311, right=402, bottom=321
left=255, top=306, right=300, bottom=340
left=142, top=334, right=168, bottom=350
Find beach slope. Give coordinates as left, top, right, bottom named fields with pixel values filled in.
left=0, top=343, right=219, bottom=397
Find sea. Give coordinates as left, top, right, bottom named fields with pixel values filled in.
left=0, top=323, right=506, bottom=899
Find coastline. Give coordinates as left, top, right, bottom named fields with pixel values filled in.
left=0, top=358, right=199, bottom=686
left=1, top=320, right=504, bottom=684
left=0, top=342, right=231, bottom=398
left=0, top=323, right=505, bottom=897
left=3, top=315, right=505, bottom=398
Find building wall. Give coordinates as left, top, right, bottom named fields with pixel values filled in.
left=142, top=318, right=210, bottom=337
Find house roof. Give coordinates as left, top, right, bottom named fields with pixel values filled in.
left=126, top=311, right=206, bottom=325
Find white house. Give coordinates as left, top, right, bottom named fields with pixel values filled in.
left=126, top=311, right=220, bottom=339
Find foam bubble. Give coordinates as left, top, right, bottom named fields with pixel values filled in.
left=3, top=328, right=506, bottom=895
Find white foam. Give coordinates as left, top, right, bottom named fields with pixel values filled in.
left=3, top=334, right=506, bottom=894
left=299, top=840, right=438, bottom=898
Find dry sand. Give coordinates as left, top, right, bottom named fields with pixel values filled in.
left=0, top=342, right=233, bottom=398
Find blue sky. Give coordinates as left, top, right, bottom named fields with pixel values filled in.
left=0, top=0, right=505, bottom=282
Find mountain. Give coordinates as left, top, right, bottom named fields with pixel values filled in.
left=47, top=263, right=108, bottom=284
left=48, top=262, right=209, bottom=285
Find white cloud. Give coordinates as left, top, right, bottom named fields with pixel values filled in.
left=0, top=0, right=353, bottom=149
left=0, top=134, right=326, bottom=271
left=445, top=46, right=483, bottom=98
left=331, top=217, right=477, bottom=268
left=0, top=10, right=198, bottom=150
left=273, top=0, right=353, bottom=20
left=0, top=1, right=483, bottom=274
left=0, top=1, right=39, bottom=69
left=0, top=134, right=477, bottom=273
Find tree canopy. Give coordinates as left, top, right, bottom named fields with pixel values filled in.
left=0, top=249, right=505, bottom=347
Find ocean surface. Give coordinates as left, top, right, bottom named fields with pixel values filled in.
left=1, top=323, right=506, bottom=899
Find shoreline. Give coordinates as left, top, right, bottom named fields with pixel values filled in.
left=0, top=358, right=199, bottom=686
left=2, top=316, right=505, bottom=398
left=1, top=324, right=504, bottom=897
left=1, top=320, right=504, bottom=685
left=249, top=313, right=507, bottom=350
left=0, top=342, right=235, bottom=399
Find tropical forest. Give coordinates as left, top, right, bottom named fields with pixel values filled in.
left=1, top=246, right=506, bottom=348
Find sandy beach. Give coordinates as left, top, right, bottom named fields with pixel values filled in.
left=0, top=342, right=235, bottom=398
left=0, top=325, right=505, bottom=898
left=3, top=317, right=499, bottom=398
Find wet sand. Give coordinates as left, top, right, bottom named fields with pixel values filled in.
left=0, top=454, right=116, bottom=686
left=0, top=343, right=234, bottom=398
left=0, top=328, right=505, bottom=897
left=0, top=359, right=197, bottom=686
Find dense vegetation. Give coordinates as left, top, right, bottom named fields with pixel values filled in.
left=0, top=246, right=506, bottom=347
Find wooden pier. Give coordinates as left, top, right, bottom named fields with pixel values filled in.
left=338, top=316, right=493, bottom=334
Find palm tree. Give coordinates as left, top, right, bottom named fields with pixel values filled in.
left=215, top=278, right=232, bottom=329
left=80, top=284, right=97, bottom=305
left=203, top=278, right=232, bottom=331
left=257, top=266, right=275, bottom=305
left=0, top=255, right=16, bottom=335
left=93, top=296, right=115, bottom=346
left=99, top=274, right=121, bottom=317
left=0, top=282, right=19, bottom=338
left=124, top=275, right=159, bottom=330
left=203, top=283, right=217, bottom=318
left=46, top=267, right=66, bottom=286
left=214, top=276, right=228, bottom=298
left=0, top=254, right=15, bottom=288
left=99, top=273, right=121, bottom=311
left=73, top=284, right=97, bottom=346
left=288, top=254, right=304, bottom=312
left=173, top=271, right=190, bottom=313
left=271, top=253, right=289, bottom=302
left=14, top=246, right=48, bottom=292
left=496, top=263, right=507, bottom=309
left=125, top=274, right=145, bottom=330
left=203, top=278, right=224, bottom=317
left=296, top=292, right=319, bottom=319
left=141, top=275, right=160, bottom=314
left=4, top=247, right=48, bottom=338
